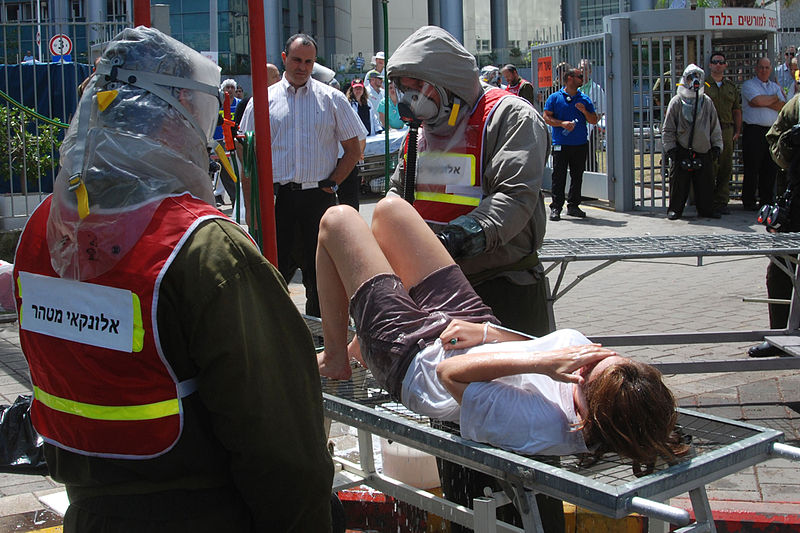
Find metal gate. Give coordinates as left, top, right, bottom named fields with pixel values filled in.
left=532, top=33, right=612, bottom=203
left=0, top=21, right=130, bottom=229
left=534, top=14, right=774, bottom=212
left=630, top=32, right=771, bottom=209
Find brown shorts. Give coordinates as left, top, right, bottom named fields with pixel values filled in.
left=349, top=264, right=498, bottom=400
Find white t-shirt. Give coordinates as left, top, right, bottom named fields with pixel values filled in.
left=401, top=329, right=590, bottom=456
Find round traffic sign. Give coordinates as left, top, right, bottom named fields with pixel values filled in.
left=49, top=34, right=73, bottom=56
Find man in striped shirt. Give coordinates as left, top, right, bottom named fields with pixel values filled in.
left=240, top=34, right=366, bottom=316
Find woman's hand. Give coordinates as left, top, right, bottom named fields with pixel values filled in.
left=440, top=319, right=488, bottom=350
left=537, top=344, right=617, bottom=385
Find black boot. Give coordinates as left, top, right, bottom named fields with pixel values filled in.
left=747, top=341, right=782, bottom=358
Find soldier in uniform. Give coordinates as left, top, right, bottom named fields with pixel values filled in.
left=705, top=51, right=742, bottom=214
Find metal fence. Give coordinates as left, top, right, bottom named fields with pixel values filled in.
left=532, top=33, right=611, bottom=202
left=0, top=21, right=129, bottom=230
left=533, top=13, right=773, bottom=211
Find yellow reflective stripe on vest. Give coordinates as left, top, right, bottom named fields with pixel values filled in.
left=34, top=386, right=179, bottom=421
left=131, top=292, right=144, bottom=353
left=415, top=191, right=481, bottom=206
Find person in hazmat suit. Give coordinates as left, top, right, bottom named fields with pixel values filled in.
left=386, top=25, right=560, bottom=533
left=662, top=63, right=723, bottom=220
left=12, top=26, right=332, bottom=532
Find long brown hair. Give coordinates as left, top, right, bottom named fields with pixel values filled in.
left=346, top=79, right=368, bottom=106
left=581, top=360, right=688, bottom=474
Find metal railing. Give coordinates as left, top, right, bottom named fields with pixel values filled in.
left=0, top=21, right=130, bottom=230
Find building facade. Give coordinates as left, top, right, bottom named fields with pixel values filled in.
left=1, top=0, right=564, bottom=74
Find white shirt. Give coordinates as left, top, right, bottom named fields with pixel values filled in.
left=239, top=75, right=366, bottom=184
left=775, top=63, right=795, bottom=97
left=366, top=84, right=385, bottom=131
left=580, top=79, right=606, bottom=139
left=741, top=77, right=785, bottom=127
left=401, top=329, right=589, bottom=456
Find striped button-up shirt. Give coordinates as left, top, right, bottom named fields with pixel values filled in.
left=239, top=75, right=366, bottom=184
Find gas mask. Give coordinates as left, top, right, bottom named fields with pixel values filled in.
left=394, top=78, right=463, bottom=135
left=677, top=64, right=705, bottom=121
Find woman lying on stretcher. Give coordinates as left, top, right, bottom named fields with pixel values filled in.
left=317, top=197, right=687, bottom=471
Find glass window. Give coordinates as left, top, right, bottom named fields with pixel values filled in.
left=6, top=4, right=19, bottom=21
left=182, top=14, right=209, bottom=33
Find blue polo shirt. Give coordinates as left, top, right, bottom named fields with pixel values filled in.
left=544, top=89, right=595, bottom=146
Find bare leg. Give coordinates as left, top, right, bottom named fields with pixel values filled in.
left=371, top=197, right=455, bottom=288
left=316, top=205, right=393, bottom=379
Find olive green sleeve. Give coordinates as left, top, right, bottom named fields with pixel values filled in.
left=767, top=94, right=800, bottom=169
left=170, top=220, right=333, bottom=531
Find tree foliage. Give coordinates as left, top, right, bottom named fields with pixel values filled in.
left=0, top=105, right=62, bottom=190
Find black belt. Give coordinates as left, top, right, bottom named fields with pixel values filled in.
left=744, top=123, right=770, bottom=129
left=279, top=178, right=337, bottom=191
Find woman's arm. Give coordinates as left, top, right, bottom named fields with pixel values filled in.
left=439, top=319, right=528, bottom=350
left=436, top=344, right=616, bottom=403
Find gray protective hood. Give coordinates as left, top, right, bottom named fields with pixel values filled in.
left=387, top=26, right=482, bottom=109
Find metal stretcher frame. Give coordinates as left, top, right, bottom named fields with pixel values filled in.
left=323, top=384, right=800, bottom=533
left=307, top=318, right=800, bottom=533
left=538, top=233, right=800, bottom=373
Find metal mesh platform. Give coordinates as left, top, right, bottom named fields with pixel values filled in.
left=306, top=316, right=799, bottom=530
left=536, top=233, right=800, bottom=367
left=538, top=232, right=800, bottom=262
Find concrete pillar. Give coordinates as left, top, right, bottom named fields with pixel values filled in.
left=562, top=0, right=579, bottom=39
left=151, top=5, right=171, bottom=36
left=323, top=0, right=352, bottom=69
left=439, top=0, right=463, bottom=43
left=264, top=0, right=282, bottom=67
left=289, top=0, right=299, bottom=35
left=428, top=0, right=441, bottom=26
left=87, top=0, right=106, bottom=47
left=209, top=0, right=218, bottom=53
left=490, top=0, right=508, bottom=66
left=372, top=0, right=384, bottom=57
left=607, top=17, right=634, bottom=211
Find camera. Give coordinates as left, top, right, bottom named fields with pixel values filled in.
left=679, top=157, right=703, bottom=172
left=758, top=201, right=791, bottom=232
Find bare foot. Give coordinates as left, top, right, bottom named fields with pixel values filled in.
left=317, top=350, right=352, bottom=380
left=348, top=337, right=366, bottom=368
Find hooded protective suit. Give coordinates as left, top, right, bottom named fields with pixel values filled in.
left=47, top=26, right=220, bottom=281
left=662, top=63, right=723, bottom=219
left=388, top=26, right=548, bottom=289
left=677, top=63, right=706, bottom=122
left=662, top=64, right=722, bottom=155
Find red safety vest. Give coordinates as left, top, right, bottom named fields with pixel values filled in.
left=505, top=78, right=530, bottom=97
left=14, top=193, right=232, bottom=459
left=408, top=88, right=511, bottom=224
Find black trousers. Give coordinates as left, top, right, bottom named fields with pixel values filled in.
left=275, top=185, right=335, bottom=317
left=668, top=150, right=715, bottom=216
left=338, top=165, right=360, bottom=211
left=550, top=143, right=588, bottom=210
left=742, top=123, right=778, bottom=207
left=767, top=257, right=798, bottom=329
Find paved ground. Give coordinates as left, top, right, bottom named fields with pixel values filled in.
left=1, top=195, right=799, bottom=530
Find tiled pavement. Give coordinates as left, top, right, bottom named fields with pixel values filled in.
left=1, top=196, right=799, bottom=529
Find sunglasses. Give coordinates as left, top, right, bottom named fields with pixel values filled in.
left=710, top=59, right=726, bottom=65
left=787, top=52, right=796, bottom=57
left=571, top=73, right=584, bottom=79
